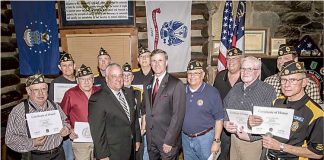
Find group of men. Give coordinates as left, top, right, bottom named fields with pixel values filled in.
left=5, top=44, right=323, bottom=160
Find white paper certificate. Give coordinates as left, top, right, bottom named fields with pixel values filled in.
left=26, top=110, right=63, bottom=138
left=73, top=122, right=93, bottom=143
left=226, top=109, right=252, bottom=133
left=252, top=106, right=294, bottom=139
left=131, top=84, right=143, bottom=91
left=54, top=83, right=77, bottom=103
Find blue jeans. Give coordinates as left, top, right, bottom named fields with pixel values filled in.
left=143, top=135, right=149, bottom=160
left=63, top=138, right=74, bottom=160
left=182, top=129, right=215, bottom=160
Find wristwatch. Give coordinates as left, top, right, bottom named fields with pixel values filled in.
left=213, top=138, right=221, bottom=144
left=279, top=143, right=285, bottom=153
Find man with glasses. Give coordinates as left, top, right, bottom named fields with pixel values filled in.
left=182, top=60, right=224, bottom=160
left=48, top=51, right=76, bottom=160
left=6, top=74, right=70, bottom=160
left=144, top=49, right=185, bottom=160
left=223, top=56, right=276, bottom=160
left=132, top=46, right=153, bottom=160
left=94, top=47, right=112, bottom=87
left=249, top=60, right=323, bottom=160
left=89, top=63, right=141, bottom=160
left=264, top=44, right=321, bottom=103
left=213, top=47, right=243, bottom=160
left=60, top=64, right=100, bottom=160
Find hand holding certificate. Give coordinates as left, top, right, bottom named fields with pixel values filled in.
left=226, top=109, right=252, bottom=133
left=26, top=110, right=63, bottom=138
left=252, top=106, right=294, bottom=139
left=73, top=122, right=93, bottom=143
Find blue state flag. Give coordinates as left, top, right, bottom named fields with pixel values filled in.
left=11, top=1, right=59, bottom=75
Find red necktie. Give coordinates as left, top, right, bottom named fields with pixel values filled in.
left=152, top=78, right=159, bottom=103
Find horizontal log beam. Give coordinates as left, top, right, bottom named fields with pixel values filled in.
left=137, top=19, right=208, bottom=32
left=1, top=42, right=16, bottom=52
left=136, top=4, right=209, bottom=20
left=1, top=91, right=23, bottom=105
left=1, top=57, right=19, bottom=70
left=1, top=74, right=20, bottom=88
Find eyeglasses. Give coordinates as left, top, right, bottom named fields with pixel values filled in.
left=280, top=78, right=304, bottom=85
left=240, top=68, right=259, bottom=72
left=187, top=72, right=202, bottom=76
left=78, top=77, right=93, bottom=82
left=30, top=88, right=47, bottom=94
left=139, top=55, right=150, bottom=59
left=123, top=74, right=133, bottom=78
left=226, top=57, right=240, bottom=61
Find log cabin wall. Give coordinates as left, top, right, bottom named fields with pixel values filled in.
left=1, top=1, right=210, bottom=113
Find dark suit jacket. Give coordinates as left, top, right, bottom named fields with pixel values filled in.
left=144, top=73, right=186, bottom=148
left=88, top=85, right=141, bottom=160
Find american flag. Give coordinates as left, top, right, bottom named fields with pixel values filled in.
left=295, top=35, right=323, bottom=57
left=217, top=0, right=234, bottom=72
left=231, top=0, right=246, bottom=51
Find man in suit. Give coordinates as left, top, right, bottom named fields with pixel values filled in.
left=143, top=49, right=186, bottom=160
left=88, top=63, right=141, bottom=160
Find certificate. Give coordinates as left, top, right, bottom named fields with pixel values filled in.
left=208, top=148, right=221, bottom=160
left=26, top=110, right=63, bottom=138
left=54, top=83, right=77, bottom=103
left=131, top=84, right=143, bottom=91
left=252, top=106, right=294, bottom=139
left=226, top=109, right=252, bottom=133
left=73, top=122, right=93, bottom=143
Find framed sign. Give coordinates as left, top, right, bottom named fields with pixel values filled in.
left=271, top=38, right=286, bottom=56
left=245, top=28, right=269, bottom=55
left=59, top=0, right=135, bottom=28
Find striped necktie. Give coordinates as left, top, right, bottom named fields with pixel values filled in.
left=117, top=92, right=130, bottom=121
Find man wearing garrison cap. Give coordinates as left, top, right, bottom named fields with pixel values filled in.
left=182, top=60, right=224, bottom=160
left=94, top=47, right=112, bottom=87
left=249, top=61, right=323, bottom=159
left=48, top=51, right=77, bottom=160
left=132, top=45, right=153, bottom=160
left=123, top=62, right=146, bottom=160
left=213, top=47, right=243, bottom=159
left=60, top=64, right=100, bottom=160
left=264, top=44, right=321, bottom=103
left=5, top=74, right=70, bottom=159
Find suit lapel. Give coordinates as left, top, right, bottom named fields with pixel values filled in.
left=147, top=78, right=154, bottom=106
left=103, top=86, right=130, bottom=123
left=123, top=88, right=134, bottom=123
left=153, top=73, right=169, bottom=106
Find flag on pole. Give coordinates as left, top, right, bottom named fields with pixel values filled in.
left=11, top=1, right=60, bottom=75
left=217, top=0, right=234, bottom=72
left=146, top=1, right=192, bottom=73
left=231, top=0, right=246, bottom=51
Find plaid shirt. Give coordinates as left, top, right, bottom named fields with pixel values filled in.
left=264, top=73, right=322, bottom=104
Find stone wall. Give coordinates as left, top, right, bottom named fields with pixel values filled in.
left=210, top=1, right=323, bottom=51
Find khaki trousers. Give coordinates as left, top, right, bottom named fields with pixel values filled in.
left=230, top=134, right=262, bottom=160
left=72, top=142, right=94, bottom=160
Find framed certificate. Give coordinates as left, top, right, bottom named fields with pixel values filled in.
left=58, top=0, right=135, bottom=28
left=245, top=28, right=270, bottom=55
left=271, top=38, right=286, bottom=56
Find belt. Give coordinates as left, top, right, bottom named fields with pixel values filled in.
left=31, top=144, right=62, bottom=155
left=267, top=153, right=282, bottom=160
left=183, top=127, right=213, bottom=138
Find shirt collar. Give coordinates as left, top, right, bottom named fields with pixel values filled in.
left=154, top=71, right=166, bottom=84
left=186, top=82, right=206, bottom=93
left=242, top=79, right=261, bottom=91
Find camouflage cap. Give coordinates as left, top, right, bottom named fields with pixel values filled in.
left=98, top=47, right=110, bottom=57
left=278, top=44, right=297, bottom=57
left=280, top=60, right=306, bottom=76
left=26, top=74, right=45, bottom=87
left=187, top=60, right=203, bottom=71
left=59, top=51, right=74, bottom=63
left=122, top=62, right=132, bottom=72
left=77, top=64, right=93, bottom=77
left=227, top=47, right=243, bottom=57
